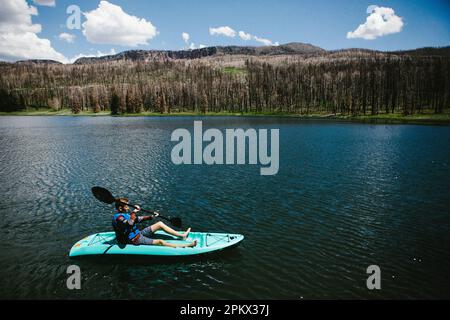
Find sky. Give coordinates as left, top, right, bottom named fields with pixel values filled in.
left=0, top=0, right=449, bottom=63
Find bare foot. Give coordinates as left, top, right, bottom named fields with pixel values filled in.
left=186, top=240, right=197, bottom=248
left=181, top=227, right=191, bottom=240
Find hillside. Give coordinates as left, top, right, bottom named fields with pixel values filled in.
left=72, top=43, right=450, bottom=64
left=73, top=42, right=326, bottom=64
left=4, top=43, right=449, bottom=66
left=392, top=46, right=450, bottom=57
left=0, top=42, right=448, bottom=116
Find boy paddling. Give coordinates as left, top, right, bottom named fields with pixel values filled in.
left=112, top=198, right=197, bottom=248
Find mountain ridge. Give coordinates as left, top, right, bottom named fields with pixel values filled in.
left=73, top=42, right=326, bottom=64
left=6, top=43, right=450, bottom=65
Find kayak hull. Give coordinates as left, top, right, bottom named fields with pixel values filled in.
left=69, top=231, right=244, bottom=257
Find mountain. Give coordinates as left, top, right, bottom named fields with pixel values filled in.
left=73, top=42, right=326, bottom=64
left=3, top=43, right=448, bottom=117
left=256, top=42, right=326, bottom=55
left=9, top=43, right=450, bottom=65
left=72, top=43, right=450, bottom=65
left=392, top=46, right=450, bottom=57
left=15, top=59, right=63, bottom=65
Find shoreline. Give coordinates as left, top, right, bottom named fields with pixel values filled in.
left=1, top=109, right=449, bottom=124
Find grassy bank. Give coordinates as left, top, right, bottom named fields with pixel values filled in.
left=341, top=112, right=450, bottom=124
left=1, top=108, right=449, bottom=124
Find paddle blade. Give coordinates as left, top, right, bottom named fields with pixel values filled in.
left=92, top=186, right=115, bottom=204
left=170, top=217, right=182, bottom=228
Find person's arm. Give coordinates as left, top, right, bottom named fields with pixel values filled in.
left=133, top=206, right=160, bottom=222
left=116, top=214, right=137, bottom=226
left=139, top=212, right=159, bottom=222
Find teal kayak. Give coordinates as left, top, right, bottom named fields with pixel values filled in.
left=69, top=230, right=244, bottom=257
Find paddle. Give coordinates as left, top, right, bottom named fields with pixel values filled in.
left=91, top=186, right=182, bottom=228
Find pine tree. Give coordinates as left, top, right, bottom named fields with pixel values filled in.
left=110, top=92, right=120, bottom=115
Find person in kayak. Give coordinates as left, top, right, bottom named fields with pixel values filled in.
left=112, top=198, right=197, bottom=248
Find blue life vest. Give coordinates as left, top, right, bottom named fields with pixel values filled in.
left=112, top=213, right=140, bottom=244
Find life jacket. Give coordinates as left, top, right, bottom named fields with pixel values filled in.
left=112, top=213, right=140, bottom=244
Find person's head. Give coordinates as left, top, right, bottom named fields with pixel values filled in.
left=115, top=198, right=129, bottom=213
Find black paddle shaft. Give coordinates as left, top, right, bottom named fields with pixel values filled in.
left=91, top=186, right=182, bottom=228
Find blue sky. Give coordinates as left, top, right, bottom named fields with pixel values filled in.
left=1, top=0, right=449, bottom=63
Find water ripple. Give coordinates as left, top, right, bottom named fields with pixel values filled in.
left=0, top=117, right=449, bottom=299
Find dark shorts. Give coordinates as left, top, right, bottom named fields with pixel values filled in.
left=133, top=226, right=154, bottom=245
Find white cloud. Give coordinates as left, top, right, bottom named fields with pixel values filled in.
left=347, top=5, right=404, bottom=40
left=238, top=31, right=252, bottom=41
left=1, top=32, right=67, bottom=62
left=82, top=1, right=158, bottom=46
left=69, top=48, right=116, bottom=63
left=186, top=43, right=207, bottom=50
left=366, top=5, right=378, bottom=14
left=182, top=32, right=206, bottom=49
left=182, top=32, right=190, bottom=44
left=59, top=32, right=75, bottom=43
left=209, top=25, right=278, bottom=46
left=33, top=0, right=55, bottom=6
left=237, top=30, right=279, bottom=46
left=0, top=0, right=40, bottom=33
left=0, top=0, right=67, bottom=63
left=209, top=26, right=236, bottom=37
left=253, top=36, right=278, bottom=46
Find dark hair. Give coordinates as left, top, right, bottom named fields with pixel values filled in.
left=115, top=198, right=129, bottom=212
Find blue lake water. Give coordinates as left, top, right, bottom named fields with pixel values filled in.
left=0, top=116, right=449, bottom=299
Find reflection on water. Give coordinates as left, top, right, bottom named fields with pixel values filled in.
left=0, top=116, right=449, bottom=299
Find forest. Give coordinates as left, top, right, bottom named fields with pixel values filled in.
left=0, top=51, right=449, bottom=115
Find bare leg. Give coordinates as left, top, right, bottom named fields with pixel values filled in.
left=151, top=221, right=191, bottom=239
left=153, top=239, right=197, bottom=248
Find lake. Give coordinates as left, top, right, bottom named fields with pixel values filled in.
left=0, top=116, right=449, bottom=299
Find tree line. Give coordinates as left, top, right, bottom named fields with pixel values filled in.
left=0, top=53, right=448, bottom=115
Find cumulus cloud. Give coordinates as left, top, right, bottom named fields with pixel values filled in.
left=186, top=43, right=207, bottom=50
left=182, top=32, right=190, bottom=43
left=0, top=0, right=40, bottom=33
left=238, top=30, right=278, bottom=46
left=238, top=31, right=252, bottom=41
left=347, top=5, right=404, bottom=40
left=182, top=32, right=206, bottom=49
left=253, top=36, right=278, bottom=46
left=0, top=0, right=67, bottom=62
left=209, top=26, right=236, bottom=37
left=33, top=0, right=55, bottom=6
left=69, top=48, right=116, bottom=63
left=82, top=1, right=158, bottom=46
left=210, top=26, right=278, bottom=46
left=59, top=32, right=75, bottom=43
